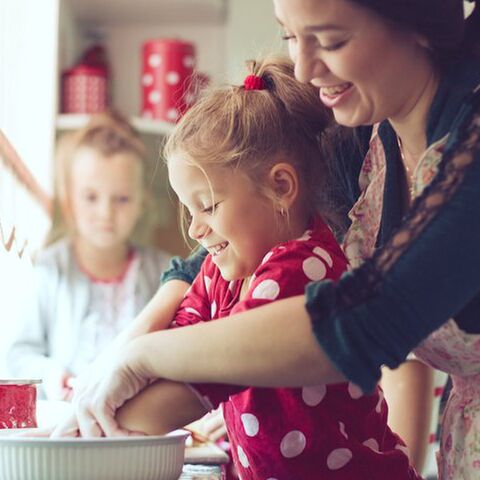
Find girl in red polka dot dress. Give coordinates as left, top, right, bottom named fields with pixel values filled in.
left=116, top=56, right=421, bottom=480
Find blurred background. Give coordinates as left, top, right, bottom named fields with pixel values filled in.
left=0, top=0, right=285, bottom=375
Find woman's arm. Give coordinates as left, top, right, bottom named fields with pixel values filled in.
left=130, top=295, right=344, bottom=388
left=381, top=361, right=434, bottom=473
left=92, top=107, right=480, bottom=395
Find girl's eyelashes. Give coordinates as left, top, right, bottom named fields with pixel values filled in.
left=202, top=202, right=220, bottom=214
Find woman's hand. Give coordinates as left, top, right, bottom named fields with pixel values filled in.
left=75, top=339, right=155, bottom=437
left=51, top=338, right=154, bottom=438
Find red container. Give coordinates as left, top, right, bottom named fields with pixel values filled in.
left=61, top=65, right=108, bottom=114
left=0, top=380, right=41, bottom=429
left=141, top=38, right=196, bottom=123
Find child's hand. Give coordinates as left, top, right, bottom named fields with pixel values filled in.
left=196, top=408, right=227, bottom=442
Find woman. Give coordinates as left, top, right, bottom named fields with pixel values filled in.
left=60, top=0, right=480, bottom=476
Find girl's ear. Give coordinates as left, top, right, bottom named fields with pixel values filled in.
left=267, top=162, right=299, bottom=212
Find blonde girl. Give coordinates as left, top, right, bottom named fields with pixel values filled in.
left=8, top=111, right=170, bottom=400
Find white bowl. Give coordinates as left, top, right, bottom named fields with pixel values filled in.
left=0, top=429, right=188, bottom=480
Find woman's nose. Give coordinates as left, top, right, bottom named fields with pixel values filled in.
left=293, top=41, right=328, bottom=84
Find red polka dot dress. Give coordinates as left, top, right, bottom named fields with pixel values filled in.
left=174, top=218, right=421, bottom=480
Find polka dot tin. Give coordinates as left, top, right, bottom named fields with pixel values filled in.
left=141, top=38, right=197, bottom=123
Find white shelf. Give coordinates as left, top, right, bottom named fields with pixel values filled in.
left=66, top=0, right=227, bottom=25
left=56, top=113, right=175, bottom=137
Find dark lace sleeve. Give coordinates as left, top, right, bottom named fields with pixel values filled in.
left=306, top=91, right=480, bottom=393
left=160, top=247, right=208, bottom=285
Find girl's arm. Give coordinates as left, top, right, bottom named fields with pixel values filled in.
left=112, top=279, right=190, bottom=341
left=116, top=379, right=207, bottom=436
left=381, top=361, right=434, bottom=473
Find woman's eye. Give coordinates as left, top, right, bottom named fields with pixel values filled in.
left=319, top=39, right=348, bottom=52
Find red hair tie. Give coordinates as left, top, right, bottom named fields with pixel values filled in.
left=244, top=74, right=266, bottom=90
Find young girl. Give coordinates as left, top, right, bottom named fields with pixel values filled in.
left=7, top=111, right=171, bottom=400
left=114, top=57, right=420, bottom=480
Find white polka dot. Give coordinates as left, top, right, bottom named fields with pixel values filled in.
left=148, top=53, right=162, bottom=68
left=395, top=444, right=409, bottom=456
left=326, top=448, right=353, bottom=470
left=313, top=247, right=333, bottom=268
left=204, top=275, right=211, bottom=293
left=375, top=389, right=384, bottom=413
left=302, top=257, right=327, bottom=281
left=339, top=421, right=348, bottom=439
left=302, top=385, right=326, bottom=406
left=280, top=430, right=306, bottom=458
left=348, top=382, right=363, bottom=399
left=142, top=73, right=154, bottom=86
left=185, top=307, right=202, bottom=317
left=237, top=445, right=249, bottom=468
left=167, top=108, right=179, bottom=121
left=297, top=230, right=312, bottom=241
left=363, top=438, right=379, bottom=451
left=261, top=251, right=274, bottom=265
left=183, top=55, right=195, bottom=68
left=251, top=279, right=280, bottom=300
left=241, top=413, right=259, bottom=437
left=211, top=300, right=217, bottom=318
left=148, top=90, right=161, bottom=104
left=166, top=71, right=180, bottom=85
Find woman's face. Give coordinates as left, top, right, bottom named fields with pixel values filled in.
left=273, top=0, right=436, bottom=127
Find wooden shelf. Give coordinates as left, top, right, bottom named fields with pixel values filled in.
left=56, top=114, right=175, bottom=137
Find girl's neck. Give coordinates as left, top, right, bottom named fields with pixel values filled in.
left=238, top=209, right=312, bottom=301
left=73, top=237, right=132, bottom=282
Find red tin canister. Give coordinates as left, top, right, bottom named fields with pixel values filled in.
left=141, top=38, right=196, bottom=123
left=61, top=65, right=108, bottom=114
left=0, top=380, right=41, bottom=429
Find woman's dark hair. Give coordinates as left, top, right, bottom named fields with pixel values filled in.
left=350, top=0, right=480, bottom=66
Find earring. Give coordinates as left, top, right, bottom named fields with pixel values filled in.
left=280, top=207, right=286, bottom=216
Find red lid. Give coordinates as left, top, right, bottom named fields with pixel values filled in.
left=62, top=64, right=107, bottom=78
left=143, top=38, right=195, bottom=51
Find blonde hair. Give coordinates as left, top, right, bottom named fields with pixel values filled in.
left=47, top=110, right=149, bottom=245
left=164, top=55, right=334, bottom=240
